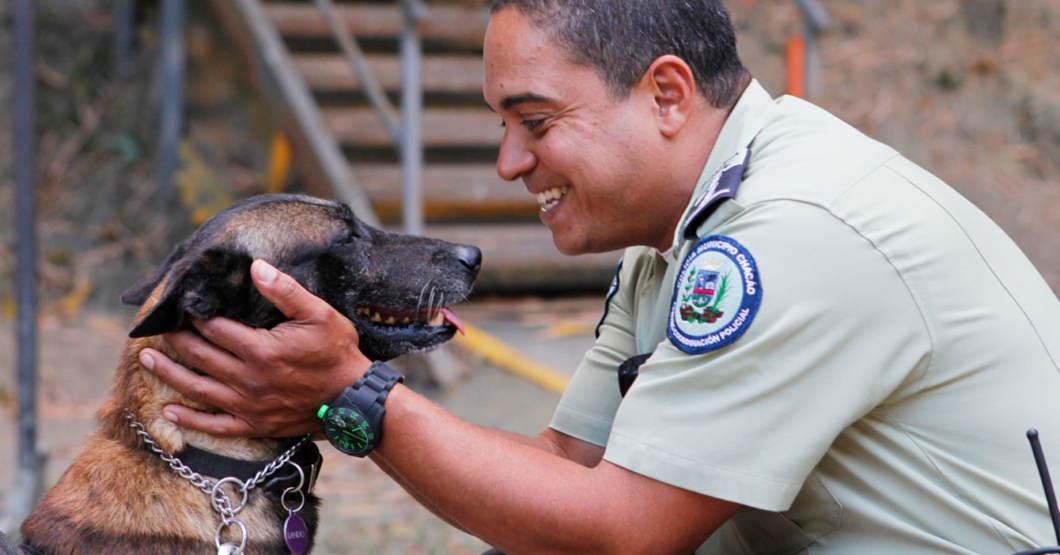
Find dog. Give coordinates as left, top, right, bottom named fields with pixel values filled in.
left=1, top=194, right=480, bottom=554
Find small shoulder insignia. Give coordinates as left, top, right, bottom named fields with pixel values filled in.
left=668, top=235, right=762, bottom=354
left=683, top=149, right=751, bottom=240
left=595, top=257, right=624, bottom=339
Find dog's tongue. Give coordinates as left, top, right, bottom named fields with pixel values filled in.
left=440, top=307, right=465, bottom=335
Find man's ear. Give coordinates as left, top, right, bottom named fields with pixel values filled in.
left=127, top=248, right=253, bottom=338
left=644, top=55, right=698, bottom=137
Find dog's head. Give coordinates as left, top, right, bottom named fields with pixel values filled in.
left=121, top=194, right=480, bottom=360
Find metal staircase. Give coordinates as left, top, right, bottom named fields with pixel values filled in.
left=207, top=0, right=621, bottom=293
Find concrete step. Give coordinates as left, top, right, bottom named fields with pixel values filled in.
left=294, top=53, right=484, bottom=94
left=355, top=163, right=540, bottom=221
left=265, top=2, right=489, bottom=48
left=325, top=106, right=501, bottom=148
left=420, top=223, right=622, bottom=293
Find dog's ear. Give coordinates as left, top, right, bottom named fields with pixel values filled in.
left=121, top=241, right=191, bottom=306
left=128, top=248, right=253, bottom=338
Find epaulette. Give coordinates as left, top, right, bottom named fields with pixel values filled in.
left=682, top=149, right=751, bottom=240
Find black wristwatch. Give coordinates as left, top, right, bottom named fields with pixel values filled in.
left=317, top=361, right=404, bottom=457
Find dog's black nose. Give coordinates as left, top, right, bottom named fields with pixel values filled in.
left=455, top=245, right=482, bottom=276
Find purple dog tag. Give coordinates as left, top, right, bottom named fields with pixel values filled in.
left=284, top=510, right=309, bottom=554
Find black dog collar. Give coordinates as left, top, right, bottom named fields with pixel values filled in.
left=155, top=440, right=322, bottom=497
left=176, top=441, right=322, bottom=496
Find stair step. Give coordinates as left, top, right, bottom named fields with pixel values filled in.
left=325, top=106, right=501, bottom=148
left=421, top=224, right=622, bottom=293
left=356, top=163, right=539, bottom=221
left=294, top=53, right=484, bottom=94
left=265, top=3, right=489, bottom=47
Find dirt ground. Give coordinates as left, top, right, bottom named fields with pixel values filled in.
left=2, top=0, right=1060, bottom=552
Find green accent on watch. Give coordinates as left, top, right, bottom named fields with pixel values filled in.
left=317, top=405, right=329, bottom=419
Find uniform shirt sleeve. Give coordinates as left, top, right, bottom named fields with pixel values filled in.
left=549, top=250, right=644, bottom=446
left=603, top=200, right=932, bottom=511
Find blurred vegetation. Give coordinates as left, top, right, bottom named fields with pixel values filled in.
left=0, top=0, right=276, bottom=318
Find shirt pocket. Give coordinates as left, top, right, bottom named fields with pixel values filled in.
left=699, top=473, right=842, bottom=555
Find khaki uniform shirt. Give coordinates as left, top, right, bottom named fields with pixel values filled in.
left=551, top=80, right=1060, bottom=554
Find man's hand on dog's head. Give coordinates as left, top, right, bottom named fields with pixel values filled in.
left=140, top=260, right=374, bottom=438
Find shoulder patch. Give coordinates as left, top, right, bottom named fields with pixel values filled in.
left=668, top=235, right=762, bottom=354
left=683, top=149, right=751, bottom=240
left=595, top=257, right=624, bottom=339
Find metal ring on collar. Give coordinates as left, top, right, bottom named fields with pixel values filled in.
left=215, top=519, right=248, bottom=554
left=281, top=461, right=306, bottom=513
left=211, top=476, right=249, bottom=515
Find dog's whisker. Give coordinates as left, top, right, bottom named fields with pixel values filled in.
left=417, top=280, right=431, bottom=317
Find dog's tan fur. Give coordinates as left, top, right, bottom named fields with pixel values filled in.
left=21, top=284, right=290, bottom=553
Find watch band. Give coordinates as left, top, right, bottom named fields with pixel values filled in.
left=335, top=361, right=404, bottom=427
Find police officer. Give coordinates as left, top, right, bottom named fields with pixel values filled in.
left=141, top=0, right=1060, bottom=552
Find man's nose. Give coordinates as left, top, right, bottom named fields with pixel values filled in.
left=496, top=130, right=536, bottom=182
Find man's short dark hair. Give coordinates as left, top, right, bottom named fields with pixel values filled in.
left=490, top=0, right=749, bottom=108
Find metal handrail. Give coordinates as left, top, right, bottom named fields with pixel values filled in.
left=312, top=0, right=426, bottom=234
left=218, top=0, right=380, bottom=225
left=4, top=0, right=43, bottom=537
left=312, top=0, right=402, bottom=145
left=791, top=0, right=829, bottom=100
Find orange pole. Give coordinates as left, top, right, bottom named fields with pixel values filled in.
left=785, top=33, right=806, bottom=98
left=267, top=132, right=292, bottom=194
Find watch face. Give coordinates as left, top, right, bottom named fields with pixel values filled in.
left=323, top=406, right=375, bottom=456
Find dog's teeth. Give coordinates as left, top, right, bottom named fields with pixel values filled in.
left=429, top=313, right=444, bottom=326
left=401, top=317, right=410, bottom=324
left=371, top=313, right=383, bottom=322
left=385, top=316, right=396, bottom=324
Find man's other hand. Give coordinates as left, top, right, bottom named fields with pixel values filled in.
left=140, top=259, right=372, bottom=438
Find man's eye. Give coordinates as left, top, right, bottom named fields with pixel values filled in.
left=499, top=119, right=546, bottom=131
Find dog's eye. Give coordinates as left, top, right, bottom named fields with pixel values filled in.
left=334, top=232, right=359, bottom=246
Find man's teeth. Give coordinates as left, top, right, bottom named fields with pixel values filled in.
left=536, top=186, right=569, bottom=212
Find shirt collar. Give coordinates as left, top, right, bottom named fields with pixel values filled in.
left=668, top=79, right=777, bottom=252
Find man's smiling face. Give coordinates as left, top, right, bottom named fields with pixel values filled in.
left=483, top=8, right=674, bottom=255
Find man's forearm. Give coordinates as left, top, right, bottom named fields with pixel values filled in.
left=369, top=426, right=567, bottom=536
left=371, top=455, right=472, bottom=533
left=366, top=384, right=740, bottom=555
left=374, top=385, right=609, bottom=553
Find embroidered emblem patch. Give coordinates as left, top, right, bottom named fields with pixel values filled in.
left=668, top=235, right=762, bottom=354
left=682, top=149, right=751, bottom=240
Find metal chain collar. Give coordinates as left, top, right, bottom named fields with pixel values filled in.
left=123, top=408, right=310, bottom=554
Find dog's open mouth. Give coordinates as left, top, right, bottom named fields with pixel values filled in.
left=355, top=306, right=466, bottom=336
